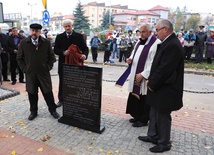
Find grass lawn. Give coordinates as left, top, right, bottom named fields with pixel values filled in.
left=185, top=61, right=214, bottom=72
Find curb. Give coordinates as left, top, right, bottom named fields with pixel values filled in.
left=84, top=61, right=214, bottom=76
left=0, top=86, right=20, bottom=101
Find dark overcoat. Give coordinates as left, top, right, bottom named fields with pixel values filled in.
left=147, top=33, right=184, bottom=112
left=205, top=36, right=214, bottom=58
left=54, top=31, right=89, bottom=75
left=17, top=36, right=56, bottom=94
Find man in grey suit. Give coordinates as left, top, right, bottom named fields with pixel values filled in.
left=138, top=19, right=184, bottom=153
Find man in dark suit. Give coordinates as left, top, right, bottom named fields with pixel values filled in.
left=0, top=27, right=10, bottom=81
left=5, top=27, right=25, bottom=85
left=54, top=19, right=89, bottom=107
left=138, top=19, right=184, bottom=153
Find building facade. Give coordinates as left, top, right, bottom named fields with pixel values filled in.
left=82, top=2, right=136, bottom=28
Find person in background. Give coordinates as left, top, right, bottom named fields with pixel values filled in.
left=195, top=25, right=207, bottom=63
left=47, top=32, right=55, bottom=47
left=205, top=29, right=214, bottom=64
left=19, top=30, right=26, bottom=38
left=43, top=29, right=48, bottom=38
left=7, top=29, right=13, bottom=36
left=126, top=30, right=134, bottom=58
left=133, top=29, right=140, bottom=46
left=90, top=32, right=101, bottom=63
left=0, top=43, right=2, bottom=85
left=5, top=27, right=25, bottom=85
left=118, top=35, right=128, bottom=63
left=111, top=30, right=120, bottom=59
left=106, top=30, right=113, bottom=40
left=104, top=36, right=113, bottom=64
left=81, top=30, right=87, bottom=44
left=139, top=19, right=184, bottom=153
left=183, top=29, right=196, bottom=62
left=17, top=23, right=59, bottom=121
left=0, top=27, right=10, bottom=81
left=178, top=32, right=184, bottom=47
left=54, top=19, right=89, bottom=107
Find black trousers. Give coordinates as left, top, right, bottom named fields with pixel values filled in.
left=10, top=60, right=24, bottom=82
left=91, top=47, right=98, bottom=62
left=28, top=91, right=57, bottom=114
left=119, top=50, right=127, bottom=62
left=147, top=107, right=171, bottom=146
left=103, top=50, right=111, bottom=62
left=1, top=53, right=9, bottom=80
left=195, top=45, right=204, bottom=63
left=184, top=46, right=194, bottom=60
left=58, top=73, right=63, bottom=103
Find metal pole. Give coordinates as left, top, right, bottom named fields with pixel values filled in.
left=109, top=0, right=111, bottom=26
left=28, top=3, right=37, bottom=21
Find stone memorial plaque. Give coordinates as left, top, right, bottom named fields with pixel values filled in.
left=58, top=64, right=105, bottom=133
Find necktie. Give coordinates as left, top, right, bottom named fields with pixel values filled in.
left=34, top=40, right=38, bottom=46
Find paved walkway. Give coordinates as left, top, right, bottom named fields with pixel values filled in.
left=0, top=52, right=214, bottom=155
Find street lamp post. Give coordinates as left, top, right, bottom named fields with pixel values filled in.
left=109, top=0, right=111, bottom=26
left=28, top=3, right=37, bottom=20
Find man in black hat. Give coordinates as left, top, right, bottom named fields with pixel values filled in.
left=17, top=23, right=60, bottom=120
left=195, top=25, right=207, bottom=63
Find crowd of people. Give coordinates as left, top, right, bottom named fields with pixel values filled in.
left=89, top=24, right=214, bottom=65
left=0, top=18, right=214, bottom=153
left=178, top=25, right=214, bottom=64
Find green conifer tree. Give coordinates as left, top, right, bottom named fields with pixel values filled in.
left=73, top=0, right=90, bottom=33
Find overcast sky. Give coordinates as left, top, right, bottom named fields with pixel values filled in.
left=0, top=0, right=213, bottom=17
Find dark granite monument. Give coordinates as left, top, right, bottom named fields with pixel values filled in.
left=58, top=64, right=105, bottom=133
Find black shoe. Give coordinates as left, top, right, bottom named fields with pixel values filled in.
left=129, top=118, right=138, bottom=123
left=12, top=81, right=16, bottom=85
left=132, top=121, right=148, bottom=127
left=3, top=79, right=10, bottom=81
left=28, top=113, right=37, bottom=120
left=149, top=145, right=171, bottom=153
left=19, top=80, right=26, bottom=83
left=138, top=136, right=158, bottom=144
left=56, top=101, right=62, bottom=107
left=51, top=111, right=60, bottom=119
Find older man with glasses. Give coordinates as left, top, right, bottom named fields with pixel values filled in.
left=138, top=19, right=184, bottom=153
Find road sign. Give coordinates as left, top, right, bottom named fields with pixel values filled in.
left=42, top=9, right=50, bottom=25
left=41, top=0, right=47, bottom=9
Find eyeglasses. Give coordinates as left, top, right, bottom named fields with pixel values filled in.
left=156, top=27, right=165, bottom=32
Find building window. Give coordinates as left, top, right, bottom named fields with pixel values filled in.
left=99, top=14, right=102, bottom=18
left=92, top=14, right=94, bottom=17
left=91, top=20, right=94, bottom=23
left=148, top=18, right=151, bottom=23
left=152, top=18, right=155, bottom=23
left=156, top=19, right=159, bottom=23
left=92, top=8, right=95, bottom=12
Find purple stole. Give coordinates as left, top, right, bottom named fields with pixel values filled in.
left=116, top=35, right=157, bottom=98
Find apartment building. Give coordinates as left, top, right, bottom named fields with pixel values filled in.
left=114, top=5, right=169, bottom=30
left=82, top=2, right=136, bottom=28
